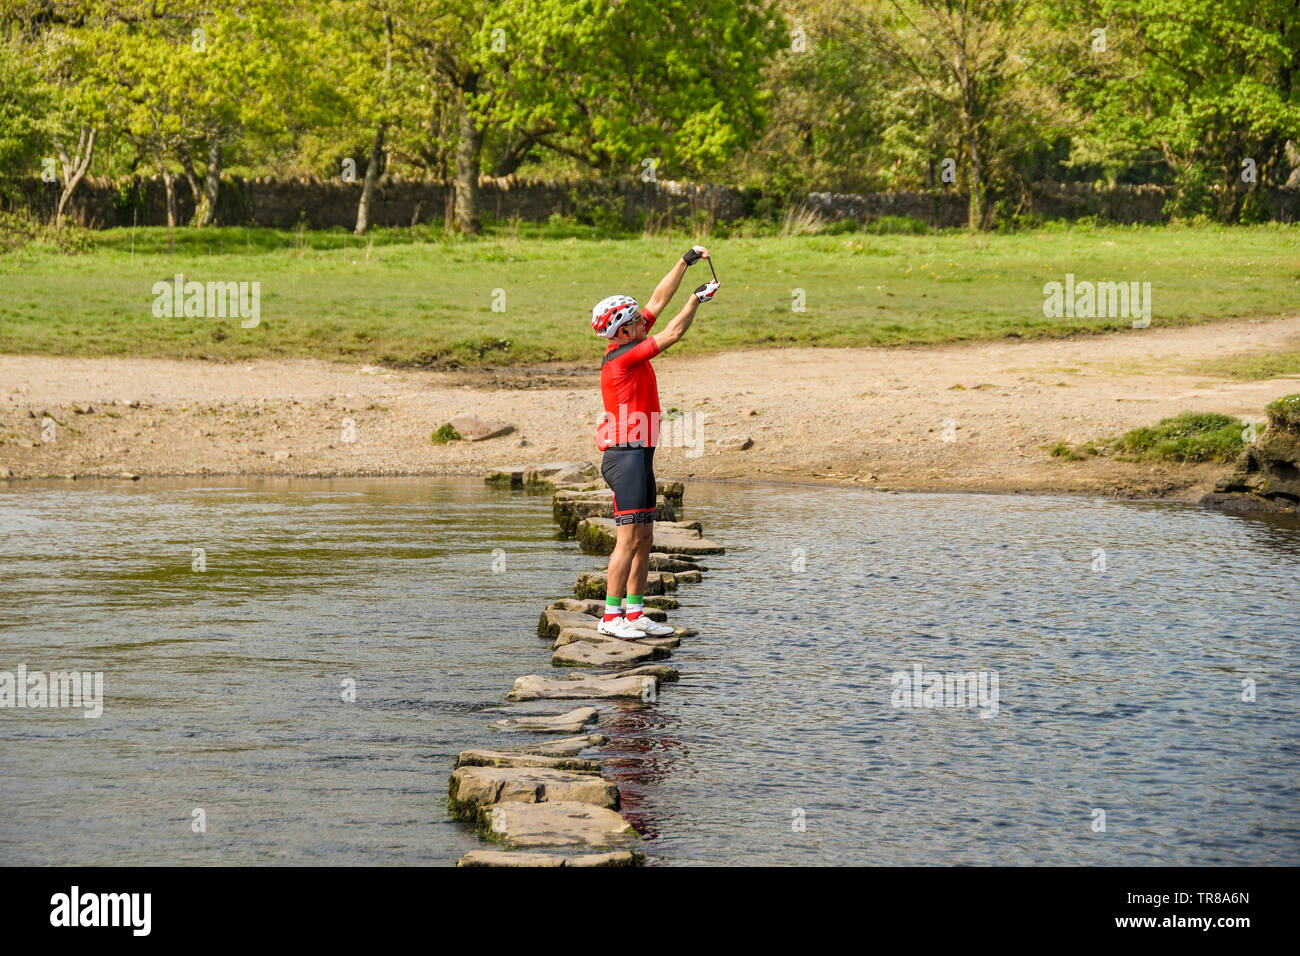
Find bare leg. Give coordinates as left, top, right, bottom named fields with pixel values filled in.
left=626, top=522, right=654, bottom=598
left=607, top=523, right=638, bottom=600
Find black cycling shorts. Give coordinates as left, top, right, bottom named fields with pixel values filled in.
left=601, top=445, right=656, bottom=524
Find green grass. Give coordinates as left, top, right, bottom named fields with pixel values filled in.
left=1195, top=349, right=1300, bottom=380
left=1111, top=412, right=1248, bottom=463
left=1, top=222, right=1296, bottom=366
left=1266, top=393, right=1300, bottom=429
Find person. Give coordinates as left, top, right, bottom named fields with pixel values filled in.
left=588, top=245, right=720, bottom=640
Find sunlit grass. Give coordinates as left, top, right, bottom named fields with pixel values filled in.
left=1, top=222, right=1296, bottom=366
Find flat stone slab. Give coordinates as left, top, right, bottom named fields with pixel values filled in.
left=585, top=663, right=680, bottom=683
left=577, top=517, right=724, bottom=556
left=538, top=607, right=600, bottom=640
left=553, top=626, right=669, bottom=657
left=490, top=706, right=599, bottom=733
left=485, top=461, right=596, bottom=488
left=649, top=553, right=707, bottom=572
left=507, top=734, right=608, bottom=757
left=644, top=596, right=680, bottom=611
left=455, top=749, right=602, bottom=773
left=575, top=569, right=675, bottom=600
left=449, top=766, right=619, bottom=819
left=635, top=634, right=680, bottom=649
left=551, top=640, right=661, bottom=669
left=480, top=800, right=640, bottom=850
left=457, top=849, right=641, bottom=867
left=508, top=674, right=657, bottom=701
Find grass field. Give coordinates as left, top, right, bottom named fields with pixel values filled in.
left=1, top=222, right=1296, bottom=366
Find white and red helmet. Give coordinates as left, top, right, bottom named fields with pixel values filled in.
left=591, top=294, right=640, bottom=338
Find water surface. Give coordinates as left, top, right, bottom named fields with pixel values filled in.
left=1, top=478, right=1296, bottom=865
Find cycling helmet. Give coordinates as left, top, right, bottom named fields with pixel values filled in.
left=591, top=294, right=640, bottom=338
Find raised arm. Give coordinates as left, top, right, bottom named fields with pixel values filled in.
left=644, top=245, right=710, bottom=319
left=652, top=278, right=719, bottom=353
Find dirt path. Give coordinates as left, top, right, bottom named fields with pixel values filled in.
left=3, top=316, right=1299, bottom=499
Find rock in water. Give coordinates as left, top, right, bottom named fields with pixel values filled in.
left=576, top=517, right=724, bottom=556
left=490, top=707, right=599, bottom=733
left=455, top=750, right=602, bottom=773
left=1201, top=394, right=1300, bottom=515
left=477, top=800, right=640, bottom=850
left=508, top=674, right=657, bottom=701
left=457, top=849, right=641, bottom=867
left=448, top=766, right=620, bottom=819
left=575, top=569, right=675, bottom=600
left=504, top=734, right=608, bottom=757
left=551, top=640, right=662, bottom=669
left=538, top=607, right=600, bottom=640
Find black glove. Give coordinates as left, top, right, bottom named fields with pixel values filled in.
left=693, top=279, right=719, bottom=303
left=682, top=245, right=707, bottom=265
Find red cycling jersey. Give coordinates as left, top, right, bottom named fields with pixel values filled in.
left=596, top=307, right=661, bottom=450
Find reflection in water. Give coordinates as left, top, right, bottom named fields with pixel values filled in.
left=1, top=478, right=1297, bottom=865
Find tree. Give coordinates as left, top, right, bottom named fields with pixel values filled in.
left=388, top=0, right=784, bottom=233
left=855, top=0, right=1075, bottom=231
left=1069, top=0, right=1300, bottom=220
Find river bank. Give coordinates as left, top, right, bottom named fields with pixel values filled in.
left=3, top=315, right=1298, bottom=499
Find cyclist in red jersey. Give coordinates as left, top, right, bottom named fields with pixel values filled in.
left=588, top=246, right=720, bottom=640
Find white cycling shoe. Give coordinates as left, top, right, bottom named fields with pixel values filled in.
left=597, top=616, right=648, bottom=641
left=623, top=615, right=676, bottom=637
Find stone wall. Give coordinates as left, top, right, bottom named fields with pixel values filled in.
left=14, top=175, right=1300, bottom=230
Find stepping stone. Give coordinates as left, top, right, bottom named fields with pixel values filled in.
left=657, top=480, right=684, bottom=505
left=585, top=663, right=680, bottom=683
left=645, top=596, right=679, bottom=611
left=648, top=553, right=706, bottom=572
left=551, top=640, right=661, bottom=669
left=506, top=734, right=608, bottom=757
left=448, top=766, right=619, bottom=820
left=636, top=634, right=679, bottom=649
left=575, top=569, right=675, bottom=600
left=457, top=849, right=641, bottom=867
left=508, top=674, right=657, bottom=701
left=485, top=461, right=596, bottom=489
left=548, top=598, right=668, bottom=623
left=674, top=569, right=703, bottom=584
left=538, top=607, right=600, bottom=640
left=553, top=626, right=669, bottom=657
left=577, top=517, right=724, bottom=556
left=490, top=706, right=599, bottom=733
left=478, top=800, right=640, bottom=850
left=455, top=749, right=601, bottom=773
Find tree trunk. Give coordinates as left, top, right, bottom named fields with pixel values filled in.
left=355, top=13, right=393, bottom=236
left=454, top=90, right=483, bottom=234
left=160, top=164, right=177, bottom=228
left=177, top=146, right=203, bottom=224
left=54, top=126, right=96, bottom=228
left=192, top=142, right=221, bottom=228
left=355, top=125, right=386, bottom=235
